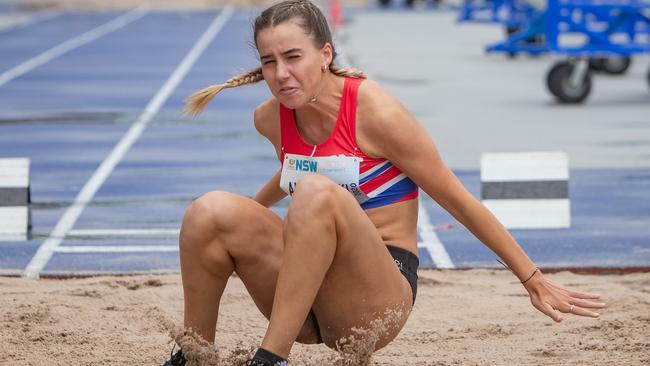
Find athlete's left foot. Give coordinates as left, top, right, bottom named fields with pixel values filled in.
left=245, top=359, right=287, bottom=366
left=245, top=348, right=288, bottom=366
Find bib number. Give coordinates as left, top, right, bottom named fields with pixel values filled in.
left=280, top=153, right=369, bottom=204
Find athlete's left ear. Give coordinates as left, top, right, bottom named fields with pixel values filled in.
left=320, top=42, right=333, bottom=67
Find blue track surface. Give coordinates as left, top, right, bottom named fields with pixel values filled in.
left=0, top=8, right=648, bottom=276
left=420, top=169, right=650, bottom=269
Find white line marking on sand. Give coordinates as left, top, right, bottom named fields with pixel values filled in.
left=418, top=201, right=455, bottom=269
left=0, top=8, right=147, bottom=87
left=24, top=7, right=234, bottom=278
left=55, top=245, right=178, bottom=253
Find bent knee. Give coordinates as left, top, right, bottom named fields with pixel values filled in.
left=185, top=191, right=244, bottom=223
left=180, top=191, right=282, bottom=258
left=180, top=191, right=243, bottom=246
left=294, top=173, right=336, bottom=193
left=292, top=174, right=339, bottom=209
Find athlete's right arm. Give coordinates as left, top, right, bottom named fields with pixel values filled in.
left=252, top=169, right=286, bottom=207
left=252, top=98, right=287, bottom=208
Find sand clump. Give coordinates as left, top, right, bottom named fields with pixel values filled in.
left=331, top=306, right=408, bottom=366
left=1, top=270, right=649, bottom=365
left=152, top=307, right=243, bottom=366
left=152, top=304, right=409, bottom=365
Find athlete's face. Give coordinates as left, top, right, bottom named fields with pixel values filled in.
left=256, top=21, right=332, bottom=109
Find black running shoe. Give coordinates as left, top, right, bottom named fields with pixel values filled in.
left=245, top=359, right=269, bottom=366
left=160, top=346, right=186, bottom=366
left=245, top=348, right=288, bottom=366
left=245, top=359, right=287, bottom=366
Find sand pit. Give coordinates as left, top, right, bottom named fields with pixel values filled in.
left=2, top=269, right=649, bottom=365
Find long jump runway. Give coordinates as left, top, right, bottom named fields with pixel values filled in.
left=0, top=7, right=648, bottom=277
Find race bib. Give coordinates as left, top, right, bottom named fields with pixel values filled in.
left=280, top=153, right=369, bottom=204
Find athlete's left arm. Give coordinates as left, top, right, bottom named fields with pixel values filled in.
left=357, top=80, right=605, bottom=322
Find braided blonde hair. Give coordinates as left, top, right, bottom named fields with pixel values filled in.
left=184, top=0, right=367, bottom=117
left=184, top=63, right=366, bottom=116
left=330, top=64, right=366, bottom=79
left=184, top=67, right=263, bottom=117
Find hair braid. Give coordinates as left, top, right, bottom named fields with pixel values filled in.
left=329, top=64, right=366, bottom=79
left=184, top=67, right=264, bottom=116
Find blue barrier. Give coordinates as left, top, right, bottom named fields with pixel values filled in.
left=461, top=0, right=547, bottom=56
left=459, top=0, right=539, bottom=25
left=485, top=0, right=649, bottom=56
left=485, top=11, right=549, bottom=55
left=544, top=0, right=650, bottom=102
left=546, top=0, right=650, bottom=55
left=478, top=0, right=649, bottom=101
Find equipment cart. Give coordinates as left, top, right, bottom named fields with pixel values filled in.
left=544, top=0, right=650, bottom=103
left=462, top=0, right=549, bottom=56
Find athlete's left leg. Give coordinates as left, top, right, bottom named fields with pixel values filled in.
left=260, top=173, right=415, bottom=358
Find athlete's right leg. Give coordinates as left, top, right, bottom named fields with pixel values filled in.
left=178, top=191, right=318, bottom=344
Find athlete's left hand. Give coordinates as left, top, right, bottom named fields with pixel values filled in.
left=522, top=270, right=606, bottom=322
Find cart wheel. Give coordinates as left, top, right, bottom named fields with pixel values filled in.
left=602, top=57, right=631, bottom=74
left=588, top=58, right=606, bottom=72
left=589, top=57, right=631, bottom=74
left=547, top=61, right=592, bottom=104
left=378, top=0, right=391, bottom=6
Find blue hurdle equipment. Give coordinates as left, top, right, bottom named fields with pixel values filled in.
left=460, top=0, right=548, bottom=56
left=544, top=0, right=650, bottom=102
left=485, top=10, right=549, bottom=56
left=459, top=0, right=539, bottom=25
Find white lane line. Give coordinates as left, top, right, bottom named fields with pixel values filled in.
left=418, top=201, right=455, bottom=269
left=0, top=11, right=63, bottom=35
left=0, top=8, right=147, bottom=87
left=67, top=228, right=180, bottom=237
left=23, top=7, right=235, bottom=279
left=55, top=245, right=178, bottom=253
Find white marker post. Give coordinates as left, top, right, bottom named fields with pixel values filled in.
left=0, top=158, right=31, bottom=240
left=480, top=152, right=570, bottom=229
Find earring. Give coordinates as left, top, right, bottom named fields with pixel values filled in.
left=322, top=64, right=328, bottom=73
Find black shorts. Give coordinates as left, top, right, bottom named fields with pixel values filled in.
left=309, top=244, right=419, bottom=343
left=386, top=244, right=419, bottom=304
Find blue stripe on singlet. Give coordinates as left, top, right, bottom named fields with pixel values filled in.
left=361, top=177, right=418, bottom=210
left=359, top=162, right=393, bottom=185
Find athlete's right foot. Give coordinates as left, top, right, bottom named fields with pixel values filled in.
left=160, top=347, right=186, bottom=366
